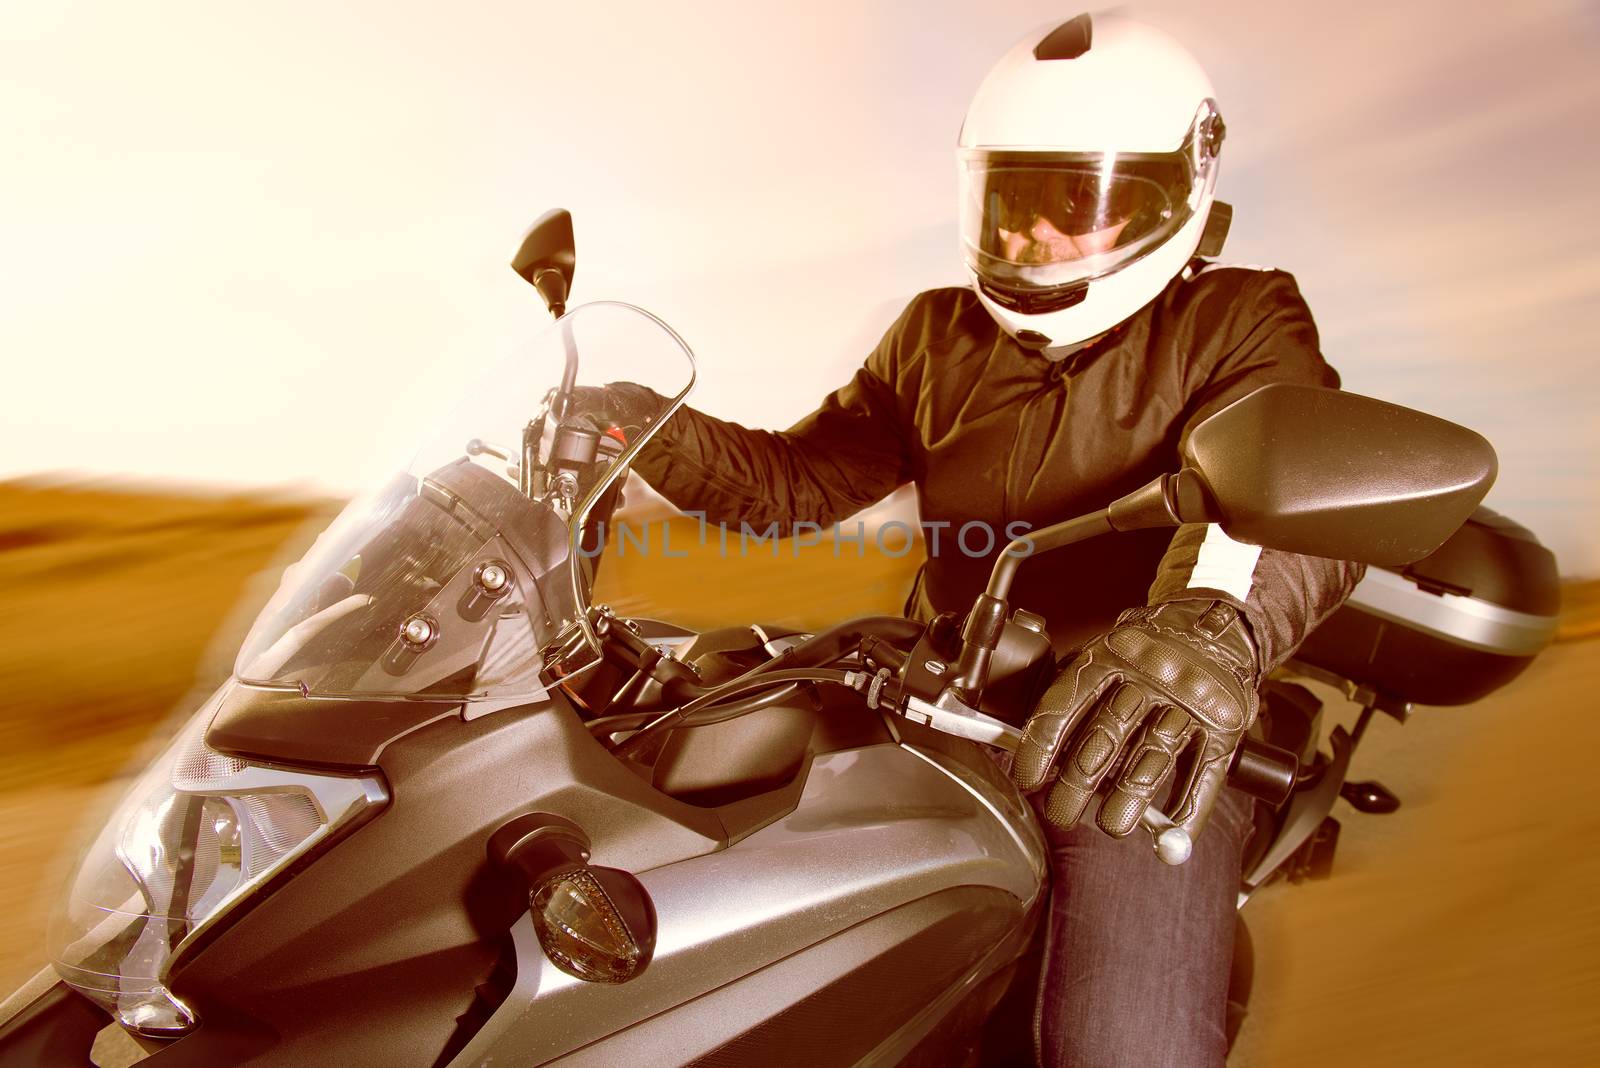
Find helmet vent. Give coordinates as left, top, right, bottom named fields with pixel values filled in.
left=1033, top=14, right=1092, bottom=60
left=980, top=278, right=1090, bottom=316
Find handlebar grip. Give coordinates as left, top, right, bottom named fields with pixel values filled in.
left=1227, top=737, right=1298, bottom=806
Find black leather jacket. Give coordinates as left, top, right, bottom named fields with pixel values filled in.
left=633, top=263, right=1363, bottom=668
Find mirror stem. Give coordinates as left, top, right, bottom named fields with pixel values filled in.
left=1158, top=469, right=1222, bottom=526
left=533, top=268, right=568, bottom=319
left=982, top=472, right=1219, bottom=603
left=985, top=511, right=1112, bottom=603
left=951, top=471, right=1220, bottom=707
left=948, top=592, right=1007, bottom=701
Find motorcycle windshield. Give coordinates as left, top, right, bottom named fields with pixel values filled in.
left=233, top=302, right=694, bottom=702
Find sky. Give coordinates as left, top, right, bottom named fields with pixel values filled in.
left=3, top=1, right=1598, bottom=573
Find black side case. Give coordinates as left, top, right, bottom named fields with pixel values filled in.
left=1292, top=508, right=1559, bottom=705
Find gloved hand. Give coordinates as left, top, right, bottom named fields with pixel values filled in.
left=562, top=382, right=667, bottom=440
left=1011, top=598, right=1261, bottom=841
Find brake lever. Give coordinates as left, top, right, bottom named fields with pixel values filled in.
left=901, top=691, right=1022, bottom=749
left=895, top=690, right=1193, bottom=866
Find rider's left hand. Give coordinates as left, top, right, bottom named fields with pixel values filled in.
left=563, top=382, right=666, bottom=439
left=1010, top=598, right=1262, bottom=843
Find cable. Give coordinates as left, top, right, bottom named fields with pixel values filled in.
left=588, top=680, right=810, bottom=737
left=606, top=668, right=861, bottom=755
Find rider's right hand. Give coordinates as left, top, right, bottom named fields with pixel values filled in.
left=1011, top=598, right=1262, bottom=845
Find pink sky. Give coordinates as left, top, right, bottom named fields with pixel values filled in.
left=2, top=1, right=1596, bottom=572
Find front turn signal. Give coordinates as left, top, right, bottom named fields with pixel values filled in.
left=488, top=813, right=656, bottom=984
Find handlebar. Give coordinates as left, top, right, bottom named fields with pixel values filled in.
left=585, top=611, right=1300, bottom=867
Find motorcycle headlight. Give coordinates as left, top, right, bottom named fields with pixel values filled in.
left=47, top=693, right=388, bottom=1038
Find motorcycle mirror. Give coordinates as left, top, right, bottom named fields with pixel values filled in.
left=1175, top=383, right=1496, bottom=566
left=512, top=208, right=576, bottom=318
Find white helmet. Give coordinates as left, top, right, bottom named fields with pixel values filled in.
left=958, top=13, right=1230, bottom=349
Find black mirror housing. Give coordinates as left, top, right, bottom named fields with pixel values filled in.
left=512, top=208, right=576, bottom=317
left=1181, top=384, right=1497, bottom=566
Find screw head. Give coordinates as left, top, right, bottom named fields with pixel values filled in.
left=923, top=659, right=946, bottom=676
left=478, top=563, right=509, bottom=593
left=401, top=616, right=436, bottom=647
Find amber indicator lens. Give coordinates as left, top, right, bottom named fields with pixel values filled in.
left=531, top=869, right=647, bottom=983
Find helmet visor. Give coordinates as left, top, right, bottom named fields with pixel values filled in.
left=961, top=154, right=1193, bottom=295
left=959, top=104, right=1223, bottom=302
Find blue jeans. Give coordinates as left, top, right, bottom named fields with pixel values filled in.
left=1032, top=786, right=1254, bottom=1068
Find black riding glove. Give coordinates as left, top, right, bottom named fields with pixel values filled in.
left=564, top=382, right=667, bottom=441
left=1010, top=598, right=1261, bottom=842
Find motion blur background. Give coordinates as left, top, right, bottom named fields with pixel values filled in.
left=2, top=1, right=1597, bottom=1063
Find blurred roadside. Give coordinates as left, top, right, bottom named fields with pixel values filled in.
left=0, top=480, right=338, bottom=790
left=0, top=480, right=339, bottom=1004
left=0, top=479, right=1594, bottom=1062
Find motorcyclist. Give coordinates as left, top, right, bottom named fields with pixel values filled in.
left=593, top=13, right=1361, bottom=1065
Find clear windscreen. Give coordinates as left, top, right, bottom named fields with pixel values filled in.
left=233, top=301, right=694, bottom=702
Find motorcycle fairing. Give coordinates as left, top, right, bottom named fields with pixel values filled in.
left=449, top=743, right=1046, bottom=1065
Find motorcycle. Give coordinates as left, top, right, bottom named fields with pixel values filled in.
left=0, top=211, right=1557, bottom=1066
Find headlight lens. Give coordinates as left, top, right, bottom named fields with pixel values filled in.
left=48, top=692, right=388, bottom=1037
